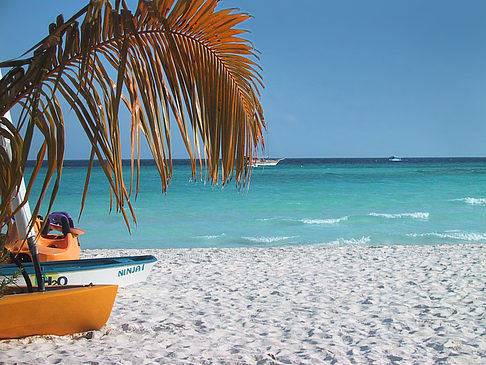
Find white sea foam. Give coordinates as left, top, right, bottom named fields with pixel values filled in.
left=258, top=217, right=277, bottom=222
left=408, top=232, right=486, bottom=241
left=242, top=236, right=297, bottom=243
left=454, top=197, right=486, bottom=205
left=369, top=212, right=429, bottom=219
left=196, top=233, right=226, bottom=240
left=327, top=236, right=371, bottom=245
left=301, top=216, right=348, bottom=225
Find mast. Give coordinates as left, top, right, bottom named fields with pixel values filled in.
left=0, top=71, right=45, bottom=292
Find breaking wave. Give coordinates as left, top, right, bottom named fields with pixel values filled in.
left=195, top=233, right=226, bottom=240
left=454, top=197, right=486, bottom=206
left=301, top=216, right=348, bottom=225
left=369, top=212, right=429, bottom=219
left=407, top=232, right=486, bottom=241
left=327, top=236, right=371, bottom=245
left=242, top=236, right=297, bottom=243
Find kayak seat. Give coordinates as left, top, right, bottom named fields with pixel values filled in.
left=41, top=211, right=75, bottom=237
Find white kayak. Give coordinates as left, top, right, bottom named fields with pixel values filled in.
left=1, top=255, right=157, bottom=288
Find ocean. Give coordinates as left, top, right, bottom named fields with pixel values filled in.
left=28, top=158, right=486, bottom=249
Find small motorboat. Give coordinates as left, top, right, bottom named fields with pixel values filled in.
left=1, top=255, right=157, bottom=287
left=0, top=285, right=118, bottom=339
left=252, top=157, right=284, bottom=167
left=5, top=211, right=82, bottom=263
left=388, top=156, right=402, bottom=162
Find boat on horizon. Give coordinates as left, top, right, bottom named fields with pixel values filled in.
left=252, top=157, right=284, bottom=167
left=388, top=156, right=402, bottom=162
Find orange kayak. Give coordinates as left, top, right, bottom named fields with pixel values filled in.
left=0, top=285, right=118, bottom=339
left=5, top=218, right=82, bottom=262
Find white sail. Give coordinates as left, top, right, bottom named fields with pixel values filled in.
left=0, top=69, right=44, bottom=290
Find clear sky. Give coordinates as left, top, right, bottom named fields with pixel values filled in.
left=1, top=0, right=486, bottom=158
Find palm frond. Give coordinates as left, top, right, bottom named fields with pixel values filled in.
left=0, top=0, right=265, bottom=231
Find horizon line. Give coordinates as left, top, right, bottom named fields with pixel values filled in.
left=26, top=156, right=486, bottom=163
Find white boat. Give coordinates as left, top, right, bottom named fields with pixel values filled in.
left=388, top=156, right=402, bottom=162
left=252, top=157, right=284, bottom=167
left=1, top=255, right=157, bottom=288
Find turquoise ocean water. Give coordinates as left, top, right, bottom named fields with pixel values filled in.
left=29, top=158, right=486, bottom=249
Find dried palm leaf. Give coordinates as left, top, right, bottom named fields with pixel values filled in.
left=0, top=0, right=264, bottom=233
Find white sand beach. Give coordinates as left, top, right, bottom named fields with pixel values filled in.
left=0, top=244, right=485, bottom=364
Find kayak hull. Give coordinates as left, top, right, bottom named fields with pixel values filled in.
left=1, top=255, right=157, bottom=287
left=0, top=285, right=118, bottom=339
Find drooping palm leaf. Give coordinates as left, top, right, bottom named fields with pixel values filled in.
left=0, top=0, right=264, bottom=234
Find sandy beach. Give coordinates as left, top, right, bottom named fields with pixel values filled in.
left=0, top=243, right=485, bottom=364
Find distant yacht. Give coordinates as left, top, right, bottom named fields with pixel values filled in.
left=388, top=156, right=402, bottom=162
left=252, top=157, right=284, bottom=167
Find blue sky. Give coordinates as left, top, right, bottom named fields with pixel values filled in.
left=1, top=0, right=486, bottom=158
